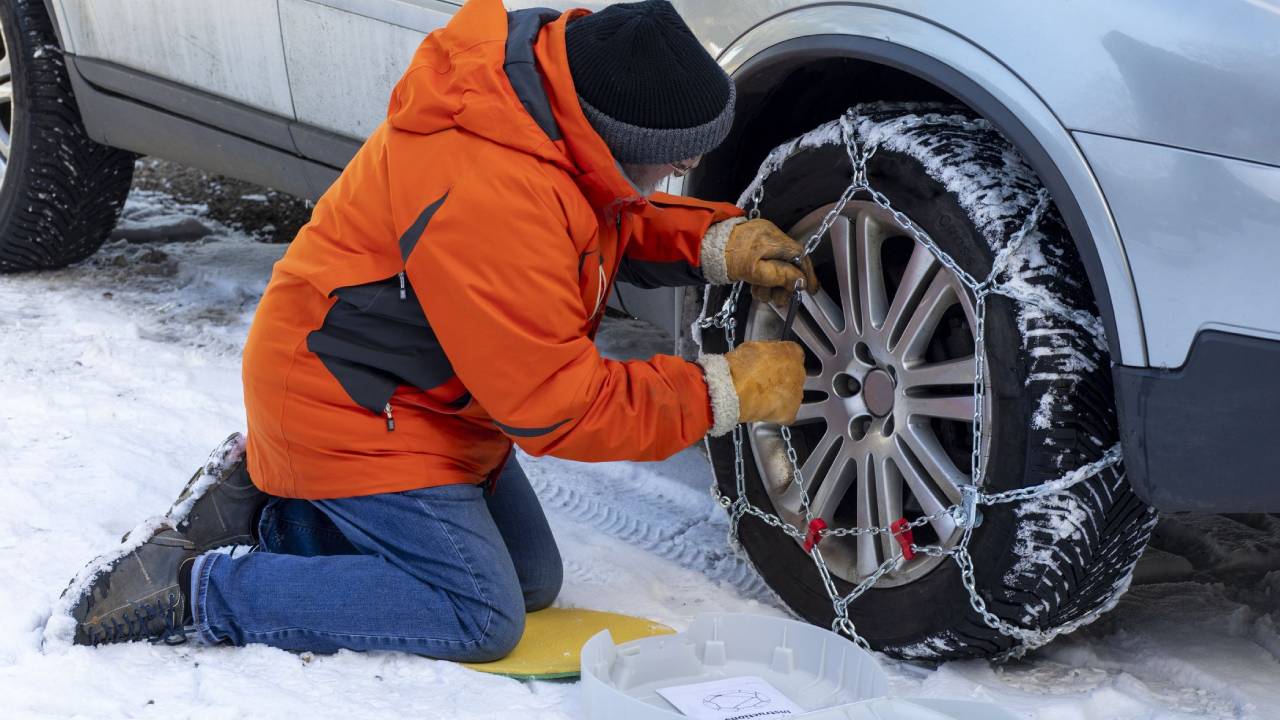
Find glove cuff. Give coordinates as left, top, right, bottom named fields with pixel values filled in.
left=700, top=217, right=745, bottom=285
left=696, top=353, right=740, bottom=437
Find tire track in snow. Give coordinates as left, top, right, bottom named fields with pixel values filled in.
left=522, top=454, right=775, bottom=602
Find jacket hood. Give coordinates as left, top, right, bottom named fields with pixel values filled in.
left=387, top=0, right=645, bottom=212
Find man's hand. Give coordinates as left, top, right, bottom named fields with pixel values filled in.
left=697, top=340, right=806, bottom=435
left=726, top=340, right=805, bottom=425
left=725, top=219, right=820, bottom=305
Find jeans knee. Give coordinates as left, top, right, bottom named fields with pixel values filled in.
left=524, top=560, right=563, bottom=612
left=465, top=608, right=524, bottom=662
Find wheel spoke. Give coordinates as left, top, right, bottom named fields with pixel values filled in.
left=800, top=288, right=844, bottom=349
left=829, top=215, right=858, bottom=334
left=794, top=399, right=827, bottom=425
left=902, top=356, right=976, bottom=390
left=876, top=455, right=905, bottom=524
left=0, top=55, right=10, bottom=84
left=894, top=272, right=957, bottom=363
left=793, top=310, right=834, bottom=360
left=803, top=373, right=829, bottom=393
left=876, top=454, right=905, bottom=560
left=892, top=439, right=960, bottom=539
left=899, top=421, right=966, bottom=503
left=798, top=429, right=842, bottom=494
left=810, top=448, right=855, bottom=521
left=883, top=244, right=938, bottom=352
left=0, top=81, right=12, bottom=103
left=907, top=393, right=975, bottom=423
left=856, top=212, right=888, bottom=333
left=854, top=452, right=881, bottom=577
left=770, top=300, right=836, bottom=361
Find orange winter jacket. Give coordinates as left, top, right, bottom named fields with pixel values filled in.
left=241, top=0, right=743, bottom=499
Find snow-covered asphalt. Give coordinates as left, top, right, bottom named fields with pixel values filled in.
left=2, top=171, right=1280, bottom=719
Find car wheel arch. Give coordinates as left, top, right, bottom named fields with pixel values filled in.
left=690, top=6, right=1147, bottom=367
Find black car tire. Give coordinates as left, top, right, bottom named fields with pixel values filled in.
left=0, top=0, right=133, bottom=272
left=703, top=104, right=1157, bottom=660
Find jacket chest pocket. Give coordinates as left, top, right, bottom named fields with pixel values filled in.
left=578, top=249, right=607, bottom=323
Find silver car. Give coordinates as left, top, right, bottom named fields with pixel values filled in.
left=5, top=0, right=1277, bottom=659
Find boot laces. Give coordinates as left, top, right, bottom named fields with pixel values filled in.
left=86, top=592, right=189, bottom=646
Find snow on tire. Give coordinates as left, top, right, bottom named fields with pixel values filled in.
left=704, top=103, right=1158, bottom=661
left=0, top=0, right=134, bottom=273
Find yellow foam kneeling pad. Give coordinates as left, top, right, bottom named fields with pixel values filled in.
left=460, top=607, right=674, bottom=680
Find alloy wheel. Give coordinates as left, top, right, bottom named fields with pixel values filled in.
left=744, top=200, right=990, bottom=587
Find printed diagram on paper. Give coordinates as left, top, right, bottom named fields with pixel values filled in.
left=656, top=676, right=804, bottom=720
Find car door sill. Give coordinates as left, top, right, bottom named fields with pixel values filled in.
left=67, top=55, right=361, bottom=200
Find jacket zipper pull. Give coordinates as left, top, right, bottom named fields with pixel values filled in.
left=384, top=402, right=396, bottom=432
left=398, top=271, right=407, bottom=301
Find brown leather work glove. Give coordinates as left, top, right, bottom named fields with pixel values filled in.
left=696, top=341, right=805, bottom=436
left=726, top=219, right=820, bottom=306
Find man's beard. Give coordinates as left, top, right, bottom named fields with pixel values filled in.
left=620, top=163, right=673, bottom=196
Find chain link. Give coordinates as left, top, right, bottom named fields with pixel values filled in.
left=703, top=108, right=1124, bottom=657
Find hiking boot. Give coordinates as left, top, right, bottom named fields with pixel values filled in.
left=68, top=525, right=197, bottom=646
left=168, top=432, right=267, bottom=551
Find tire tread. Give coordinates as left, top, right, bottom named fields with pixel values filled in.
left=0, top=0, right=134, bottom=273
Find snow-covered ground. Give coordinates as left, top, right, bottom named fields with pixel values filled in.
left=3, top=172, right=1280, bottom=719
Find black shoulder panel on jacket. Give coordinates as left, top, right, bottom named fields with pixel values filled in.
left=505, top=8, right=563, bottom=142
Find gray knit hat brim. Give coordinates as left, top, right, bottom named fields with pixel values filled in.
left=579, top=82, right=736, bottom=165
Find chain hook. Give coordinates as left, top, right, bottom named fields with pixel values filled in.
left=953, top=485, right=982, bottom=530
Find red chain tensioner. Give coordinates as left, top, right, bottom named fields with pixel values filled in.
left=803, top=518, right=828, bottom=553
left=890, top=518, right=916, bottom=561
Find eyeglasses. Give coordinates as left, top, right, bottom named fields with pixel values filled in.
left=669, top=156, right=702, bottom=178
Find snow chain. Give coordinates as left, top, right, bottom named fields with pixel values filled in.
left=696, top=110, right=1124, bottom=659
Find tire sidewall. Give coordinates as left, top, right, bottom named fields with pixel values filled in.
left=707, top=141, right=1036, bottom=650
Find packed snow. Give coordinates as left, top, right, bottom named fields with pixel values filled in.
left=2, top=169, right=1280, bottom=718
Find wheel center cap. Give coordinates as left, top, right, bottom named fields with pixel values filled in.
left=863, top=369, right=895, bottom=417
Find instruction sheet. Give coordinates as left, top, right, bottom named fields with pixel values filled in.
left=656, top=675, right=805, bottom=720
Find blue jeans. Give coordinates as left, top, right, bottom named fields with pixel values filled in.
left=192, top=459, right=562, bottom=661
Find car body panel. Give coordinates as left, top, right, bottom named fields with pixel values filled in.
left=1077, top=131, right=1280, bottom=368
left=957, top=0, right=1280, bottom=169
left=1115, top=331, right=1280, bottom=512
left=50, top=0, right=294, bottom=118
left=280, top=0, right=454, bottom=137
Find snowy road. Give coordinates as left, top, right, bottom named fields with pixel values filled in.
left=3, top=173, right=1280, bottom=719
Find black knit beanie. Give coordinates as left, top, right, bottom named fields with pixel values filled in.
left=565, top=1, right=736, bottom=165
